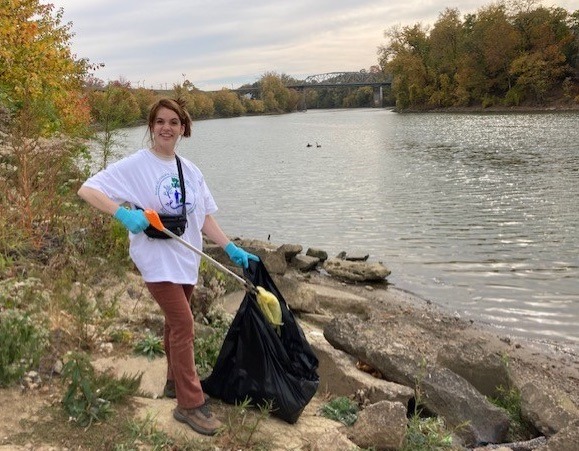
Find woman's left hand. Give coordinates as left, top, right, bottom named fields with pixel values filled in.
left=224, top=242, right=259, bottom=268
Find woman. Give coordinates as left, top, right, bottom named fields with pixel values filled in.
left=78, top=97, right=258, bottom=436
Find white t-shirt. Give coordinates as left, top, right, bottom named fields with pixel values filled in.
left=82, top=148, right=218, bottom=284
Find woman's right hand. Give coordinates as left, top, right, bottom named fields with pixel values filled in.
left=114, top=207, right=150, bottom=233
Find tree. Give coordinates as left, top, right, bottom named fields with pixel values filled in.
left=428, top=8, right=465, bottom=106
left=510, top=5, right=575, bottom=102
left=87, top=83, right=141, bottom=169
left=212, top=89, right=244, bottom=117
left=379, top=24, right=432, bottom=109
left=0, top=0, right=93, bottom=136
left=379, top=1, right=578, bottom=109
left=260, top=72, right=298, bottom=113
left=465, top=3, right=521, bottom=102
left=0, top=0, right=94, bottom=244
left=189, top=91, right=215, bottom=119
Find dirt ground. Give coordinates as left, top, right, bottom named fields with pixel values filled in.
left=1, top=269, right=578, bottom=450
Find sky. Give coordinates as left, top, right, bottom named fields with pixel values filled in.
left=54, top=0, right=578, bottom=91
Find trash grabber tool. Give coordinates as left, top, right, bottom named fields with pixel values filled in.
left=144, top=209, right=257, bottom=294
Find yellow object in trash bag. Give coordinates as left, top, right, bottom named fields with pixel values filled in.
left=256, top=286, right=283, bottom=333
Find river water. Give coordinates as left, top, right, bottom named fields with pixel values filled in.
left=110, top=109, right=579, bottom=345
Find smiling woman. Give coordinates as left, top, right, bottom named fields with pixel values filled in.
left=76, top=97, right=260, bottom=435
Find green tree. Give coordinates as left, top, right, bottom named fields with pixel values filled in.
left=87, top=82, right=141, bottom=169
left=132, top=87, right=158, bottom=120
left=510, top=5, right=575, bottom=102
left=343, top=87, right=373, bottom=107
left=260, top=72, right=299, bottom=113
left=379, top=0, right=578, bottom=109
left=189, top=91, right=215, bottom=119
left=379, top=24, right=432, bottom=109
left=466, top=4, right=520, bottom=103
left=212, top=89, right=245, bottom=117
left=427, top=8, right=466, bottom=106
left=242, top=97, right=265, bottom=114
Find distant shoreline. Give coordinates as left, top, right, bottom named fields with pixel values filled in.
left=394, top=102, right=579, bottom=114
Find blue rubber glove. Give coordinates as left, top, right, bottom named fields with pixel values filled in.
left=114, top=207, right=149, bottom=234
left=224, top=242, right=259, bottom=268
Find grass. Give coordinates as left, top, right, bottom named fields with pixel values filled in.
left=489, top=384, right=536, bottom=441
left=319, top=396, right=359, bottom=426
left=216, top=397, right=273, bottom=451
left=402, top=413, right=454, bottom=451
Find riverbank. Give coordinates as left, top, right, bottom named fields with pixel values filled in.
left=0, top=236, right=578, bottom=450
left=394, top=102, right=579, bottom=114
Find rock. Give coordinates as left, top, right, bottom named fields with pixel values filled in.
left=292, top=254, right=320, bottom=272
left=309, top=430, right=358, bottom=450
left=344, top=400, right=407, bottom=450
left=520, top=382, right=579, bottom=437
left=324, top=314, right=510, bottom=447
left=345, top=253, right=370, bottom=262
left=473, top=436, right=547, bottom=450
left=536, top=419, right=579, bottom=451
left=303, top=280, right=372, bottom=316
left=277, top=243, right=303, bottom=261
left=251, top=248, right=288, bottom=275
left=437, top=342, right=510, bottom=398
left=306, top=328, right=414, bottom=405
left=323, top=258, right=390, bottom=283
left=306, top=247, right=328, bottom=262
left=271, top=274, right=319, bottom=313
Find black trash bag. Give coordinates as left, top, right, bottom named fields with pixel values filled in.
left=201, top=259, right=319, bottom=424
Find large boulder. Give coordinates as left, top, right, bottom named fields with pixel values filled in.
left=323, top=258, right=390, bottom=283
left=345, top=400, right=407, bottom=450
left=324, top=314, right=510, bottom=447
left=520, top=382, right=579, bottom=437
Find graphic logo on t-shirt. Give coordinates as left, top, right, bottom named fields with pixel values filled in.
left=156, top=174, right=194, bottom=214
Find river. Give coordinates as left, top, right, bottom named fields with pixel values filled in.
left=108, top=109, right=579, bottom=345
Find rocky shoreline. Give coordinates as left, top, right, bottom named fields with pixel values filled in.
left=1, top=236, right=577, bottom=450
left=201, top=237, right=579, bottom=450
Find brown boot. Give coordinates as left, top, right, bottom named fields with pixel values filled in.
left=163, top=380, right=210, bottom=402
left=163, top=380, right=176, bottom=398
left=173, top=403, right=222, bottom=436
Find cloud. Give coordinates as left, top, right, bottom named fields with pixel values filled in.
left=55, top=0, right=578, bottom=90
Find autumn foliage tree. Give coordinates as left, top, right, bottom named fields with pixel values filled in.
left=0, top=0, right=93, bottom=246
left=379, top=0, right=579, bottom=110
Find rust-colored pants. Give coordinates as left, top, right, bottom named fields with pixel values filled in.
left=145, top=281, right=204, bottom=409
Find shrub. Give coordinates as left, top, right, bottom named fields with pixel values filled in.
left=320, top=396, right=359, bottom=426
left=403, top=414, right=454, bottom=451
left=217, top=397, right=272, bottom=450
left=0, top=310, right=48, bottom=386
left=490, top=385, right=535, bottom=441
left=61, top=352, right=141, bottom=427
left=194, top=309, right=232, bottom=377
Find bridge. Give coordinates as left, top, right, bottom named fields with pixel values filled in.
left=234, top=71, right=392, bottom=108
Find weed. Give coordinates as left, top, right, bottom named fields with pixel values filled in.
left=217, top=397, right=272, bottom=450
left=489, top=385, right=535, bottom=441
left=133, top=332, right=165, bottom=360
left=403, top=414, right=454, bottom=451
left=61, top=351, right=142, bottom=427
left=0, top=309, right=49, bottom=386
left=200, top=258, right=240, bottom=295
left=402, top=357, right=457, bottom=450
left=195, top=308, right=232, bottom=377
left=320, top=396, right=359, bottom=426
left=489, top=352, right=536, bottom=441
